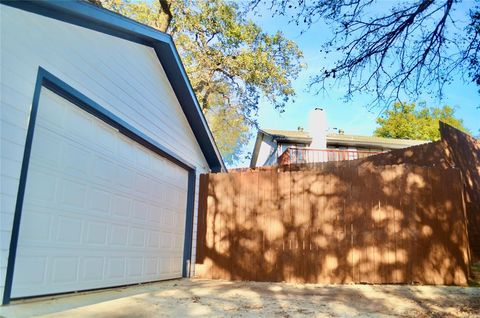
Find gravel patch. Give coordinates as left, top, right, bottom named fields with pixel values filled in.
left=0, top=279, right=479, bottom=317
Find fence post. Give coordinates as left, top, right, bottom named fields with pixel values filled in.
left=195, top=173, right=209, bottom=263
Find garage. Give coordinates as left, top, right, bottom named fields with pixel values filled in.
left=1, top=1, right=224, bottom=304
left=12, top=86, right=190, bottom=298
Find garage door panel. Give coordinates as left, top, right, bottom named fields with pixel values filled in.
left=12, top=88, right=189, bottom=298
left=93, top=156, right=116, bottom=183
left=117, top=134, right=136, bottom=162
left=39, top=92, right=66, bottom=126
left=61, top=142, right=92, bottom=176
left=132, top=200, right=148, bottom=220
left=85, top=220, right=108, bottom=244
left=82, top=257, right=105, bottom=281
left=19, top=210, right=51, bottom=241
left=21, top=202, right=181, bottom=246
left=87, top=187, right=111, bottom=213
left=51, top=257, right=79, bottom=284
left=93, top=120, right=118, bottom=155
left=116, top=165, right=135, bottom=190
left=24, top=169, right=57, bottom=203
left=60, top=179, right=87, bottom=209
left=31, top=127, right=63, bottom=166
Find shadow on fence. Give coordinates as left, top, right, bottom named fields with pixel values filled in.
left=195, top=164, right=470, bottom=285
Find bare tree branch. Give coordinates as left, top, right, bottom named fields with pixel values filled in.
left=250, top=0, right=480, bottom=108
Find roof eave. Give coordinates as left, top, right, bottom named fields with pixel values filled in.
left=260, top=129, right=312, bottom=144
left=3, top=0, right=226, bottom=172
left=326, top=137, right=426, bottom=149
left=274, top=137, right=312, bottom=144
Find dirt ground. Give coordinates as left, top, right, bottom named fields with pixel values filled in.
left=0, top=279, right=479, bottom=318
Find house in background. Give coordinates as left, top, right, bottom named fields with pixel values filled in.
left=250, top=108, right=427, bottom=167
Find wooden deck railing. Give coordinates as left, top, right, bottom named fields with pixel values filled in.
left=278, top=147, right=381, bottom=165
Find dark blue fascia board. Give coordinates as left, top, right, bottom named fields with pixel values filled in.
left=0, top=0, right=157, bottom=46
left=1, top=0, right=225, bottom=172
left=152, top=43, right=224, bottom=173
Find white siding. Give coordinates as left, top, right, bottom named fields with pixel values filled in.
left=0, top=5, right=210, bottom=299
left=257, top=135, right=276, bottom=167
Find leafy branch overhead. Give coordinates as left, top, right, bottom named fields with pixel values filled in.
left=92, top=0, right=304, bottom=164
left=251, top=0, right=480, bottom=108
left=173, top=1, right=303, bottom=113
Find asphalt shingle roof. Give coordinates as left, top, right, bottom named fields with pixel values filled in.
left=262, top=129, right=311, bottom=141
left=261, top=129, right=427, bottom=148
left=326, top=133, right=426, bottom=147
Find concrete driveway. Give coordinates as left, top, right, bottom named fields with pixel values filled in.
left=0, top=279, right=479, bottom=317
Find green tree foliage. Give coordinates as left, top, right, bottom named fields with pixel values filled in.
left=374, top=102, right=470, bottom=141
left=93, top=0, right=304, bottom=165
left=205, top=104, right=249, bottom=164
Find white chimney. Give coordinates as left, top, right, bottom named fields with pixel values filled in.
left=308, top=108, right=327, bottom=149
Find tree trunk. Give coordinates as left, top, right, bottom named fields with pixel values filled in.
left=158, top=0, right=173, bottom=33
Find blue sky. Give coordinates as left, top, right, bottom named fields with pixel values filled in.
left=232, top=1, right=480, bottom=168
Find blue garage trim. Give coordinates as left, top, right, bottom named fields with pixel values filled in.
left=40, top=68, right=196, bottom=171
left=2, top=67, right=198, bottom=304
left=1, top=0, right=225, bottom=173
left=2, top=70, right=44, bottom=305
left=182, top=170, right=197, bottom=277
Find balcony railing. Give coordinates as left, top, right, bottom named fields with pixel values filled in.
left=278, top=147, right=382, bottom=165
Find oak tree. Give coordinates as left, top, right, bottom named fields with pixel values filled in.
left=92, top=0, right=304, bottom=164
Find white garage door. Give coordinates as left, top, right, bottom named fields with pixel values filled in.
left=11, top=88, right=189, bottom=298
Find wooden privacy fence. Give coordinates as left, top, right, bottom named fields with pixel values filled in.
left=195, top=164, right=470, bottom=285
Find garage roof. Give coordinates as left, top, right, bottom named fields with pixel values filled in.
left=3, top=0, right=226, bottom=172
